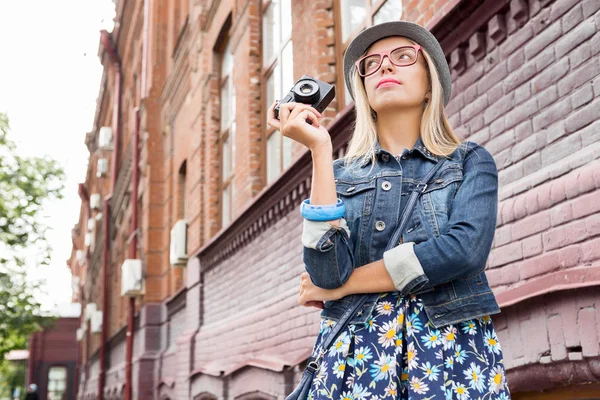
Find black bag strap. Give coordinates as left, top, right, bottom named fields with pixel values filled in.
left=310, top=159, right=446, bottom=369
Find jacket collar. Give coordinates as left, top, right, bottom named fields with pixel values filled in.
left=362, top=136, right=439, bottom=167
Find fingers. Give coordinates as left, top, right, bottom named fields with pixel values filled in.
left=306, top=301, right=325, bottom=309
left=266, top=100, right=281, bottom=130
left=287, top=103, right=322, bottom=122
left=279, top=102, right=322, bottom=131
left=298, top=273, right=324, bottom=309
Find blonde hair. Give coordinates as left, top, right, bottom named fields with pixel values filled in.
left=343, top=47, right=462, bottom=167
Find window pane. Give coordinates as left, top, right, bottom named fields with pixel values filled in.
left=374, top=0, right=403, bottom=25
left=230, top=120, right=236, bottom=170
left=231, top=83, right=236, bottom=124
left=221, top=41, right=233, bottom=76
left=267, top=131, right=281, bottom=184
left=47, top=367, right=67, bottom=400
left=231, top=182, right=236, bottom=219
left=221, top=79, right=230, bottom=130
left=49, top=367, right=67, bottom=379
left=222, top=136, right=230, bottom=180
left=281, top=0, right=292, bottom=39
left=341, top=0, right=366, bottom=42
left=283, top=135, right=293, bottom=169
left=266, top=69, right=275, bottom=119
left=262, top=0, right=280, bottom=65
left=266, top=64, right=281, bottom=123
left=281, top=40, right=294, bottom=95
left=222, top=184, right=230, bottom=226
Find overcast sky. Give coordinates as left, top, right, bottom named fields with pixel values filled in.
left=0, top=1, right=115, bottom=310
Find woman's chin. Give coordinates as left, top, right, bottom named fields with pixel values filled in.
left=372, top=97, right=422, bottom=113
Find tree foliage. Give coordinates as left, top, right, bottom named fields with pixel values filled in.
left=0, top=112, right=65, bottom=361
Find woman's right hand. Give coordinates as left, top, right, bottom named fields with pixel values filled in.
left=267, top=101, right=332, bottom=151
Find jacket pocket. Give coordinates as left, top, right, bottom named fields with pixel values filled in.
left=335, top=179, right=377, bottom=223
left=419, top=163, right=463, bottom=236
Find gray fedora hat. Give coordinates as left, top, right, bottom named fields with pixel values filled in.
left=343, top=21, right=452, bottom=106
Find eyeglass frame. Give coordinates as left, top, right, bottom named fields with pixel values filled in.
left=355, top=44, right=423, bottom=78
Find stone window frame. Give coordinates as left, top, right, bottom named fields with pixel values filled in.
left=261, top=0, right=295, bottom=185
left=194, top=392, right=218, bottom=400
left=234, top=390, right=277, bottom=400
left=333, top=0, right=403, bottom=108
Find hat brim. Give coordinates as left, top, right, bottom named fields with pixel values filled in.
left=343, top=21, right=452, bottom=106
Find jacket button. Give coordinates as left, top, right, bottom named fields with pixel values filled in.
left=381, top=154, right=390, bottom=162
left=375, top=221, right=386, bottom=231
left=382, top=181, right=392, bottom=191
left=346, top=186, right=356, bottom=193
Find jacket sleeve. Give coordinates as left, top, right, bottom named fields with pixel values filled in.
left=302, top=218, right=356, bottom=289
left=383, top=143, right=499, bottom=294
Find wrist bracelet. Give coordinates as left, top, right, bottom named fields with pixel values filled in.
left=300, top=199, right=345, bottom=221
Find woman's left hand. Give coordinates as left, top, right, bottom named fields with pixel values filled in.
left=298, top=272, right=345, bottom=309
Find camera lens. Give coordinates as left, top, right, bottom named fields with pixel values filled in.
left=300, top=84, right=313, bottom=94
left=293, top=79, right=320, bottom=104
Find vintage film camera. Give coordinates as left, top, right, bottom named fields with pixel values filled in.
left=274, top=75, right=336, bottom=122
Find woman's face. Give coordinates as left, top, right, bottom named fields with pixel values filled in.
left=362, top=36, right=430, bottom=114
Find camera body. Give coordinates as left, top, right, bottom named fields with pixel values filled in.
left=274, top=75, right=335, bottom=120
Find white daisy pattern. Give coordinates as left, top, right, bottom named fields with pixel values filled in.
left=306, top=293, right=510, bottom=399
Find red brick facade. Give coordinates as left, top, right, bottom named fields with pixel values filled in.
left=67, top=0, right=600, bottom=398
left=28, top=317, right=80, bottom=400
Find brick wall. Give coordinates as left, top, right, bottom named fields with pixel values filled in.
left=68, top=0, right=600, bottom=398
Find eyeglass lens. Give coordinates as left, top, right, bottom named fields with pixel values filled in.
left=359, top=47, right=418, bottom=76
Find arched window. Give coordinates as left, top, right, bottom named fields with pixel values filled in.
left=194, top=392, right=218, bottom=400
left=235, top=390, right=277, bottom=400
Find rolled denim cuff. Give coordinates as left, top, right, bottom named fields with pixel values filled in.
left=383, top=242, right=428, bottom=295
left=302, top=218, right=350, bottom=250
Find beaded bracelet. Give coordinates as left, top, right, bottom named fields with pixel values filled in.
left=300, top=199, right=345, bottom=221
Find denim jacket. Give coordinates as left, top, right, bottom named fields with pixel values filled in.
left=301, top=136, right=500, bottom=328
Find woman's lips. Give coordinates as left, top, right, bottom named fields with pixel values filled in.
left=377, top=79, right=402, bottom=88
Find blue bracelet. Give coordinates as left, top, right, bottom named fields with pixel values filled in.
left=300, top=199, right=345, bottom=221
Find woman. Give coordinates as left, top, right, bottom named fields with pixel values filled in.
left=268, top=21, right=510, bottom=399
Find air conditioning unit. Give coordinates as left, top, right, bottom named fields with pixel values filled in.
left=84, top=233, right=92, bottom=248
left=91, top=310, right=103, bottom=333
left=90, top=193, right=101, bottom=210
left=76, top=328, right=84, bottom=341
left=87, top=218, right=96, bottom=231
left=169, top=219, right=188, bottom=267
left=71, top=276, right=80, bottom=294
left=98, top=126, right=113, bottom=150
left=97, top=158, right=108, bottom=178
left=85, top=303, right=97, bottom=321
left=76, top=250, right=86, bottom=265
left=121, top=259, right=145, bottom=297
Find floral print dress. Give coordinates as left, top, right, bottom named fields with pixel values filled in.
left=308, top=292, right=511, bottom=399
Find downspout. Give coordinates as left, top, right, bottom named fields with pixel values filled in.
left=75, top=183, right=90, bottom=400
left=99, top=195, right=111, bottom=400
left=99, top=29, right=122, bottom=400
left=125, top=108, right=141, bottom=400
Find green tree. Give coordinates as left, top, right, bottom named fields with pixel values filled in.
left=0, top=111, right=65, bottom=361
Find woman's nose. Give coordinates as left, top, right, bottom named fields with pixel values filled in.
left=380, top=54, right=395, bottom=73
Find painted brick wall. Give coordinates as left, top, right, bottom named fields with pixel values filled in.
left=71, top=0, right=600, bottom=398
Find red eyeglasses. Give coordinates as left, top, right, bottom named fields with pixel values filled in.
left=355, top=44, right=422, bottom=77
